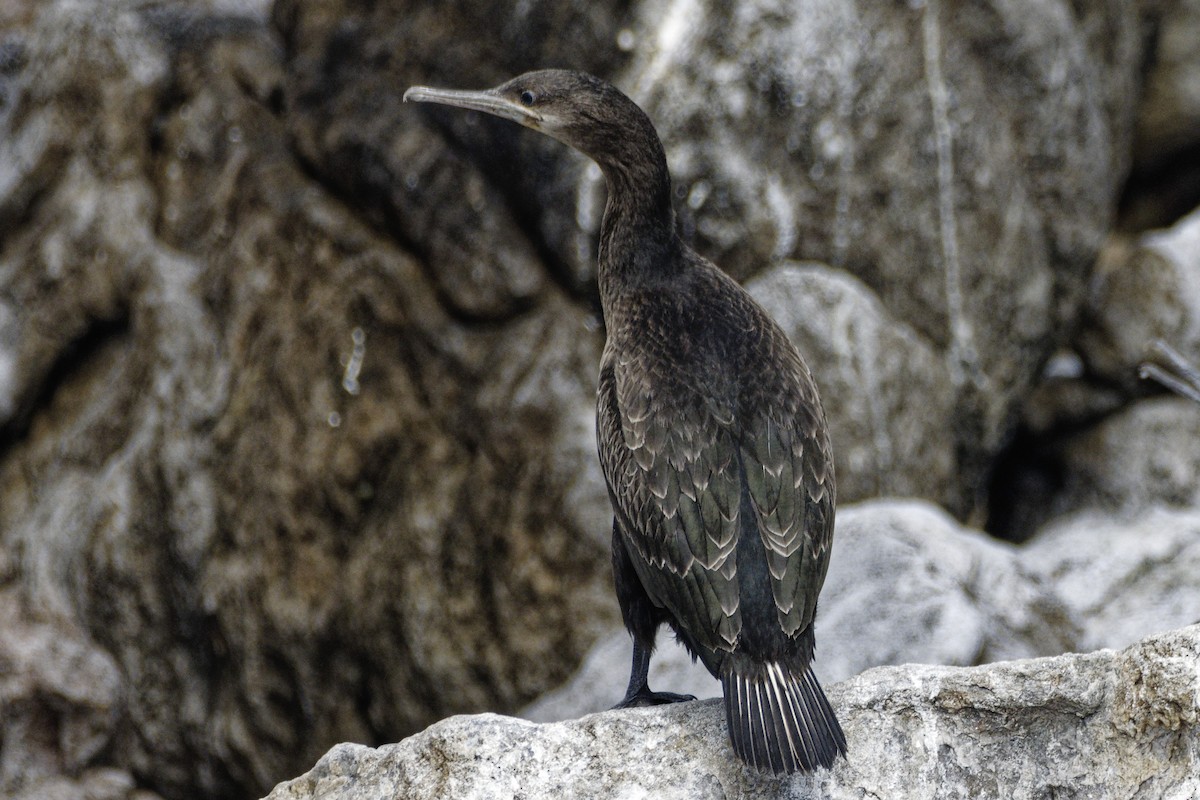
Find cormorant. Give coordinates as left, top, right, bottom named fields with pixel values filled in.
left=405, top=70, right=847, bottom=775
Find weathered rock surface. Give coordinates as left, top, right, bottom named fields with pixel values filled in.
left=1024, top=508, right=1200, bottom=652
left=1, top=2, right=614, bottom=798
left=1052, top=397, right=1200, bottom=514
left=598, top=0, right=1157, bottom=517
left=0, top=587, right=158, bottom=800
left=749, top=264, right=956, bottom=504
left=524, top=500, right=1077, bottom=722
left=818, top=500, right=1075, bottom=681
left=267, top=625, right=1200, bottom=800
left=1078, top=206, right=1200, bottom=390
left=527, top=496, right=1200, bottom=726
left=0, top=0, right=1193, bottom=799
left=1001, top=204, right=1200, bottom=533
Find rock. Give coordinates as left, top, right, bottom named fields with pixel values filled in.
left=999, top=206, right=1200, bottom=531
left=1024, top=508, right=1200, bottom=652
left=596, top=0, right=1160, bottom=518
left=818, top=500, right=1075, bottom=682
left=522, top=500, right=1077, bottom=723
left=1077, top=206, right=1200, bottom=389
left=1125, top=0, right=1200, bottom=228
left=0, top=2, right=614, bottom=797
left=0, top=0, right=1191, bottom=799
left=0, top=587, right=154, bottom=800
left=265, top=624, right=1200, bottom=800
left=1051, top=397, right=1200, bottom=515
left=748, top=263, right=956, bottom=505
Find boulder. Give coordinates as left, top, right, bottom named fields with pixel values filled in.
left=599, top=0, right=1159, bottom=517
left=1003, top=205, right=1200, bottom=530
left=1024, top=508, right=1200, bottom=652
left=1077, top=206, right=1200, bottom=390
left=1051, top=397, right=1200, bottom=515
left=0, top=2, right=613, bottom=797
left=524, top=500, right=1076, bottom=722
left=266, top=624, right=1200, bottom=800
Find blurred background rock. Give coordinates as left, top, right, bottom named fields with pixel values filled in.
left=0, top=1, right=1197, bottom=798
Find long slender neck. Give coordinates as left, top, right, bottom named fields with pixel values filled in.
left=593, top=114, right=678, bottom=314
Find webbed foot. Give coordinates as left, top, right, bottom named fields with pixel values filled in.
left=612, top=687, right=696, bottom=709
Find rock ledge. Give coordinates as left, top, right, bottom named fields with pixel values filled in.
left=265, top=625, right=1200, bottom=800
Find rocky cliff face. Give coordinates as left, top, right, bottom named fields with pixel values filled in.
left=1, top=1, right=1198, bottom=799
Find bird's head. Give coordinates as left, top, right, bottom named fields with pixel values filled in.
left=404, top=69, right=656, bottom=169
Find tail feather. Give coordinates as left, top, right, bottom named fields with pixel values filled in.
left=722, top=662, right=847, bottom=774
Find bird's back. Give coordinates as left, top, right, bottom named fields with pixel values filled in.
left=599, top=251, right=835, bottom=656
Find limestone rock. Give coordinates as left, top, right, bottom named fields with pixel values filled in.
left=1052, top=397, right=1200, bottom=514
left=818, top=500, right=1075, bottom=682
left=1008, top=206, right=1200, bottom=526
left=0, top=587, right=154, bottom=800
left=1024, top=508, right=1200, bottom=652
left=748, top=263, right=956, bottom=505
left=595, top=0, right=1158, bottom=518
left=266, top=625, right=1200, bottom=800
left=0, top=2, right=613, bottom=797
left=522, top=500, right=1077, bottom=723
left=1077, top=206, right=1200, bottom=388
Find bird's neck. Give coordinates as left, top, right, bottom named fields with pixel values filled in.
left=595, top=143, right=679, bottom=315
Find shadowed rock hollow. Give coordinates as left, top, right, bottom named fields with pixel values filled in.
left=2, top=1, right=1198, bottom=799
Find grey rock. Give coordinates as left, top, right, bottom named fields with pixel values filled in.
left=1024, top=508, right=1200, bottom=652
left=0, top=2, right=614, bottom=797
left=1077, top=207, right=1200, bottom=389
left=748, top=263, right=956, bottom=505
left=265, top=624, right=1200, bottom=800
left=818, top=500, right=1075, bottom=682
left=594, top=0, right=1158, bottom=517
left=1052, top=397, right=1200, bottom=515
left=1128, top=0, right=1200, bottom=179
left=0, top=587, right=146, bottom=800
left=522, top=500, right=1076, bottom=724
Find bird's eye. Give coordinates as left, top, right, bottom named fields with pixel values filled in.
left=519, top=90, right=536, bottom=106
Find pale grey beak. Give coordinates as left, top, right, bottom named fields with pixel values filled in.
left=403, top=86, right=542, bottom=127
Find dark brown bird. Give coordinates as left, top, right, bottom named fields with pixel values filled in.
left=405, top=70, right=846, bottom=775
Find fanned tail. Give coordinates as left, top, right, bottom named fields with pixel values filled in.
left=722, top=661, right=847, bottom=775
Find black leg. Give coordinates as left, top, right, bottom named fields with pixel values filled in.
left=611, top=637, right=696, bottom=708
left=610, top=520, right=695, bottom=709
